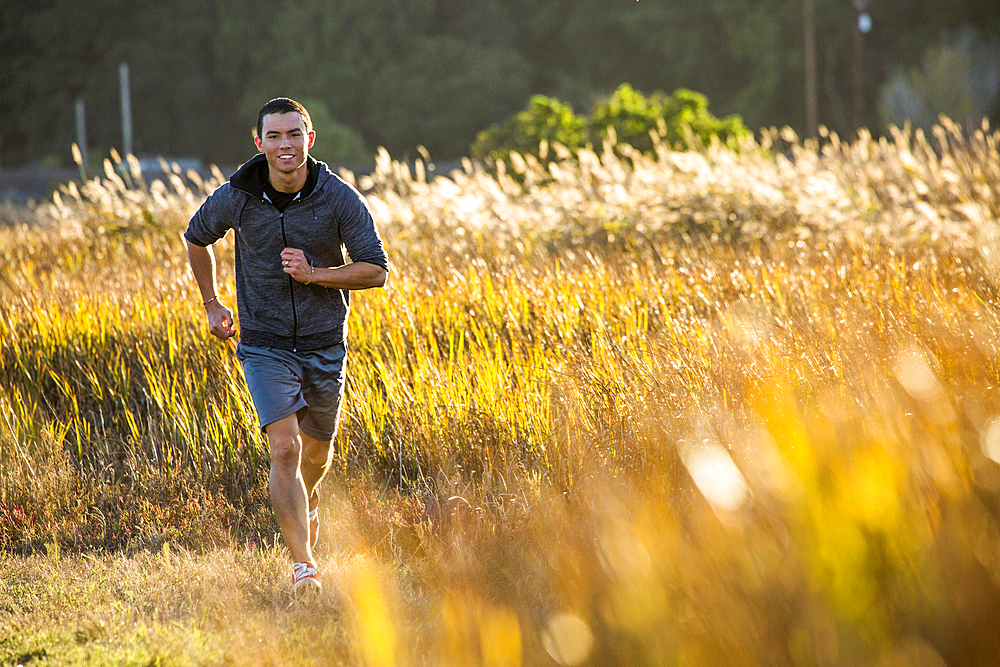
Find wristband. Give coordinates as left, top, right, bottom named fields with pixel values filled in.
left=305, top=263, right=314, bottom=285
left=203, top=295, right=218, bottom=306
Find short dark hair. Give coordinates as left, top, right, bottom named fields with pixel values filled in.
left=256, top=98, right=312, bottom=139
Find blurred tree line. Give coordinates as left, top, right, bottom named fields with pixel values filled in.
left=0, top=0, right=997, bottom=169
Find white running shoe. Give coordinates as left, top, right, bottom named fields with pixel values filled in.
left=291, top=560, right=322, bottom=594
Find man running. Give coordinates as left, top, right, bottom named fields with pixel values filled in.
left=184, top=97, right=388, bottom=593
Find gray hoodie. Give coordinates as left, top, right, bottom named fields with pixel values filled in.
left=185, top=154, right=389, bottom=351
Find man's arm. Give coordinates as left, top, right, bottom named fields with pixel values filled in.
left=186, top=239, right=237, bottom=339
left=280, top=247, right=387, bottom=290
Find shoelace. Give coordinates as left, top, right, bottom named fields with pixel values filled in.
left=293, top=561, right=318, bottom=581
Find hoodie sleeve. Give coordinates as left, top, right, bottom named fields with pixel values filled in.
left=184, top=184, right=239, bottom=247
left=334, top=183, right=389, bottom=272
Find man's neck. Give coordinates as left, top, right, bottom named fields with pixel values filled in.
left=268, top=165, right=308, bottom=193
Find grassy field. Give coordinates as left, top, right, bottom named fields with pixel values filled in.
left=3, top=121, right=1000, bottom=665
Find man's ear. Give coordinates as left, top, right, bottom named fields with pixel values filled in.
left=254, top=135, right=264, bottom=152
left=307, top=131, right=316, bottom=149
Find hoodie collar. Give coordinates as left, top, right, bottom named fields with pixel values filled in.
left=229, top=153, right=321, bottom=200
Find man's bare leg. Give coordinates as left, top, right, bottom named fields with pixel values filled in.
left=301, top=433, right=334, bottom=498
left=300, top=433, right=334, bottom=547
left=265, top=413, right=312, bottom=565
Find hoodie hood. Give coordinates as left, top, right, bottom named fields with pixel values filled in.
left=229, top=153, right=321, bottom=200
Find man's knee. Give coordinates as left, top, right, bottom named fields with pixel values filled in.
left=268, top=431, right=302, bottom=470
left=302, top=435, right=334, bottom=467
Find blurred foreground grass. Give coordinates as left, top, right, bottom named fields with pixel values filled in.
left=3, top=122, right=1000, bottom=665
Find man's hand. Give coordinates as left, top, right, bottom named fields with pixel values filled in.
left=281, top=247, right=314, bottom=284
left=186, top=240, right=235, bottom=340
left=205, top=299, right=236, bottom=340
left=280, top=246, right=388, bottom=290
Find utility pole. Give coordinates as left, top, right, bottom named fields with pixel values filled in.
left=119, top=62, right=133, bottom=157
left=75, top=98, right=88, bottom=179
left=851, top=1, right=872, bottom=132
left=804, top=0, right=818, bottom=137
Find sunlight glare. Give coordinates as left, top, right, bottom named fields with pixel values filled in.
left=981, top=416, right=1000, bottom=464
left=892, top=343, right=955, bottom=423
left=542, top=613, right=593, bottom=666
left=892, top=344, right=941, bottom=402
left=682, top=439, right=750, bottom=512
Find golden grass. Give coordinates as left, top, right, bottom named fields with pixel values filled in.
left=3, top=121, right=1000, bottom=664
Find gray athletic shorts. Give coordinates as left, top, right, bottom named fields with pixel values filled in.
left=235, top=342, right=347, bottom=441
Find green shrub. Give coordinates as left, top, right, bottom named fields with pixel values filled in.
left=471, top=84, right=749, bottom=166
left=470, top=95, right=588, bottom=163
left=592, top=84, right=749, bottom=153
left=300, top=98, right=371, bottom=165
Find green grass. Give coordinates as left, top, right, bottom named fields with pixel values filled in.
left=0, top=547, right=343, bottom=666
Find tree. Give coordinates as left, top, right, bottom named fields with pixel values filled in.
left=298, top=99, right=370, bottom=166
left=879, top=29, right=1000, bottom=132
left=214, top=0, right=529, bottom=160
left=367, top=37, right=533, bottom=158
left=0, top=0, right=233, bottom=168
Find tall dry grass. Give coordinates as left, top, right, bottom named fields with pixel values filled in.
left=3, top=121, right=1000, bottom=665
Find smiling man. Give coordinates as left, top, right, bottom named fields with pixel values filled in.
left=184, top=98, right=388, bottom=594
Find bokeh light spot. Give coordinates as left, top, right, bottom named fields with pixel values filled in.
left=542, top=613, right=593, bottom=666
left=683, top=441, right=750, bottom=512
left=981, top=416, right=1000, bottom=464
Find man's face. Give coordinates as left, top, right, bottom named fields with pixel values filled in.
left=254, top=111, right=315, bottom=175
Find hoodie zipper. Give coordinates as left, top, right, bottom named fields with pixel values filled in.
left=278, top=210, right=298, bottom=351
